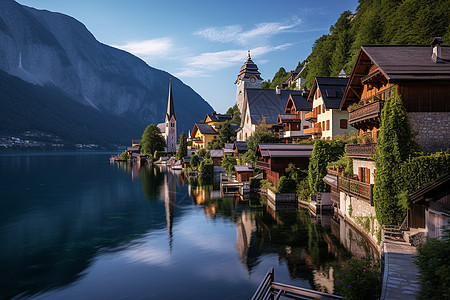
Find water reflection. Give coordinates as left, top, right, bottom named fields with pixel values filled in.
left=0, top=155, right=379, bottom=299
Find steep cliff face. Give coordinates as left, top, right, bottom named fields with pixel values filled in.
left=0, top=0, right=212, bottom=141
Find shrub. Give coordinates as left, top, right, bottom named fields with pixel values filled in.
left=119, top=151, right=129, bottom=160
left=327, top=155, right=353, bottom=176
left=277, top=176, right=296, bottom=193
left=221, top=156, right=237, bottom=174
left=197, top=148, right=207, bottom=158
left=334, top=259, right=382, bottom=300
left=416, top=230, right=450, bottom=299
left=199, top=158, right=214, bottom=178
left=297, top=178, right=311, bottom=202
left=190, top=154, right=200, bottom=168
left=261, top=179, right=275, bottom=192
left=285, top=163, right=307, bottom=182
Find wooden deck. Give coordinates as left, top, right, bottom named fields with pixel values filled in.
left=251, top=268, right=343, bottom=300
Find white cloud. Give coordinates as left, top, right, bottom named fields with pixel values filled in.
left=194, top=17, right=302, bottom=45
left=174, top=44, right=292, bottom=78
left=112, top=37, right=174, bottom=58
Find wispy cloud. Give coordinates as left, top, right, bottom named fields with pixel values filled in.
left=194, top=17, right=302, bottom=45
left=174, top=44, right=292, bottom=78
left=112, top=37, right=174, bottom=58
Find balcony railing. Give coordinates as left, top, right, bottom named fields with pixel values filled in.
left=278, top=130, right=303, bottom=138
left=305, top=111, right=317, bottom=122
left=256, top=161, right=270, bottom=170
left=337, top=175, right=373, bottom=204
left=304, top=127, right=322, bottom=135
left=346, top=143, right=377, bottom=159
left=348, top=87, right=393, bottom=125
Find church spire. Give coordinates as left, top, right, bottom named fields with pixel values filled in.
left=166, top=78, right=175, bottom=121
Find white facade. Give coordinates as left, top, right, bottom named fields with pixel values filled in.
left=165, top=115, right=177, bottom=153
left=237, top=101, right=256, bottom=141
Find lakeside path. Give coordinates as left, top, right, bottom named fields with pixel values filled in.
left=381, top=241, right=420, bottom=299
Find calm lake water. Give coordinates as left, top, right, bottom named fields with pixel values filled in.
left=0, top=153, right=378, bottom=300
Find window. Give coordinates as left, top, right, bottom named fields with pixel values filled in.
left=359, top=167, right=371, bottom=184
left=340, top=119, right=348, bottom=129
left=322, top=121, right=325, bottom=130
left=303, top=125, right=309, bottom=130
left=326, top=120, right=330, bottom=131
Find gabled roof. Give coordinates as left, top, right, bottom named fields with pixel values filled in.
left=341, top=45, right=450, bottom=109
left=196, top=123, right=218, bottom=135
left=256, top=144, right=314, bottom=158
left=308, top=77, right=348, bottom=109
left=132, top=139, right=141, bottom=144
left=234, top=165, right=254, bottom=172
left=210, top=149, right=224, bottom=158
left=234, top=141, right=248, bottom=152
left=244, top=89, right=306, bottom=126
left=204, top=112, right=232, bottom=123
left=286, top=91, right=312, bottom=112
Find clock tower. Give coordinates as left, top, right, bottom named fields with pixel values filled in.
left=165, top=79, right=177, bottom=153
left=235, top=50, right=263, bottom=115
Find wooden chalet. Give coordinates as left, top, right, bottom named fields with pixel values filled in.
left=182, top=156, right=191, bottom=168
left=223, top=143, right=235, bottom=156
left=408, top=173, right=450, bottom=238
left=234, top=164, right=254, bottom=182
left=272, top=90, right=312, bottom=143
left=210, top=149, right=224, bottom=166
left=341, top=38, right=450, bottom=155
left=234, top=141, right=248, bottom=158
left=255, top=144, right=313, bottom=186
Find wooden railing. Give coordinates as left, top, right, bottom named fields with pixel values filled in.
left=346, top=143, right=377, bottom=159
left=304, top=126, right=322, bottom=135
left=256, top=161, right=270, bottom=170
left=305, top=111, right=317, bottom=122
left=251, top=268, right=343, bottom=300
left=337, top=175, right=373, bottom=204
left=348, top=87, right=393, bottom=125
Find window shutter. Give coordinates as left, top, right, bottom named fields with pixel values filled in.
left=365, top=168, right=371, bottom=184
left=326, top=120, right=330, bottom=131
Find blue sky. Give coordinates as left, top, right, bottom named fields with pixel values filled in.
left=17, top=0, right=358, bottom=113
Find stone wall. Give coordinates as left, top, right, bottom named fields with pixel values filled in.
left=408, top=112, right=450, bottom=153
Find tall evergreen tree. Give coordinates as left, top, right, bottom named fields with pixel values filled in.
left=373, top=89, right=416, bottom=225
left=176, top=132, right=187, bottom=160
left=140, top=124, right=166, bottom=155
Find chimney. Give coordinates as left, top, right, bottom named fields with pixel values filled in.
left=275, top=86, right=281, bottom=95
left=431, top=37, right=444, bottom=63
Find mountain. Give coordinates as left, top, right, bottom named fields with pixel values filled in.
left=296, top=0, right=450, bottom=89
left=0, top=0, right=213, bottom=147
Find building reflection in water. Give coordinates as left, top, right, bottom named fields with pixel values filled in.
left=161, top=166, right=177, bottom=250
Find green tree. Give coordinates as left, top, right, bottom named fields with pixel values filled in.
left=176, top=132, right=187, bottom=160
left=197, top=148, right=207, bottom=158
left=239, top=149, right=257, bottom=166
left=261, top=67, right=290, bottom=89
left=119, top=151, right=129, bottom=160
left=308, top=140, right=346, bottom=194
left=373, top=88, right=416, bottom=225
left=140, top=124, right=165, bottom=155
left=247, top=120, right=274, bottom=152
left=208, top=120, right=236, bottom=150
left=190, top=154, right=200, bottom=168
left=199, top=158, right=214, bottom=178
left=221, top=156, right=237, bottom=175
left=226, top=104, right=241, bottom=124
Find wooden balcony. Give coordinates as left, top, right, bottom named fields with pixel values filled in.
left=303, top=126, right=322, bottom=135
left=337, top=176, right=373, bottom=204
left=348, top=87, right=393, bottom=126
left=256, top=161, right=270, bottom=170
left=305, top=111, right=317, bottom=122
left=346, top=143, right=377, bottom=159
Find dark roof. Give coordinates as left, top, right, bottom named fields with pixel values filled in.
left=127, top=146, right=140, bottom=151
left=308, top=77, right=348, bottom=109
left=235, top=52, right=263, bottom=83
left=210, top=149, right=224, bottom=158
left=409, top=173, right=450, bottom=204
left=234, top=141, right=248, bottom=152
left=195, top=123, right=218, bottom=135
left=132, top=139, right=141, bottom=144
left=183, top=157, right=191, bottom=163
left=166, top=80, right=175, bottom=121
left=224, top=143, right=234, bottom=149
left=234, top=165, right=254, bottom=172
left=289, top=92, right=312, bottom=111
left=256, top=144, right=314, bottom=158
left=245, top=89, right=305, bottom=125
left=205, top=112, right=232, bottom=123
left=362, top=45, right=450, bottom=81
left=230, top=123, right=240, bottom=133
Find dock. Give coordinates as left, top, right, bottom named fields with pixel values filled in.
left=219, top=173, right=250, bottom=195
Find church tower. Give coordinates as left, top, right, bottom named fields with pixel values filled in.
left=165, top=79, right=177, bottom=153
left=235, top=51, right=263, bottom=115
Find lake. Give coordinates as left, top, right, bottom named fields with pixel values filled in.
left=0, top=153, right=377, bottom=299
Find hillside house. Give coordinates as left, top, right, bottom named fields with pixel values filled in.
left=190, top=123, right=218, bottom=150
left=304, top=77, right=351, bottom=140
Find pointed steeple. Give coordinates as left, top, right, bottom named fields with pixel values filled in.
left=235, top=50, right=263, bottom=84
left=166, top=79, right=175, bottom=121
